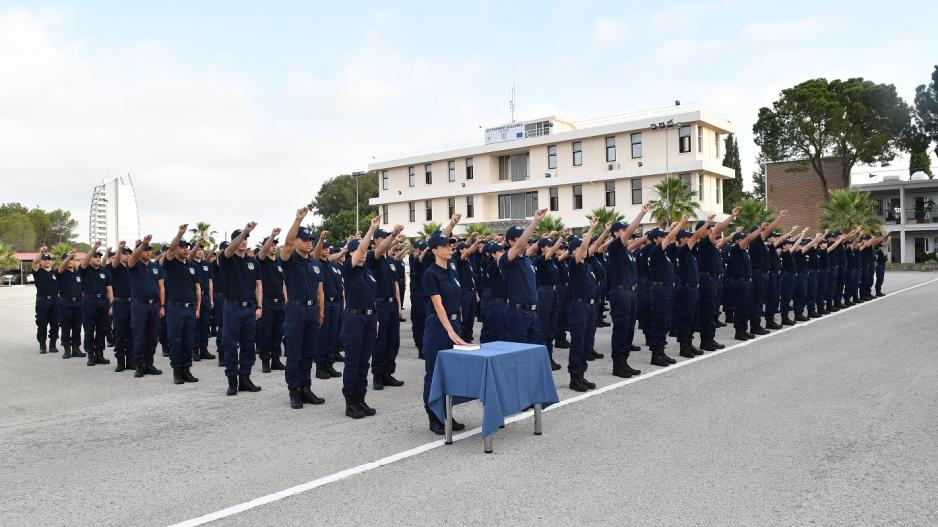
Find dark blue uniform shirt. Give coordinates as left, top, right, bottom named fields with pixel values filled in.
left=58, top=268, right=82, bottom=298
left=366, top=252, right=396, bottom=300
left=129, top=260, right=162, bottom=300
left=193, top=260, right=211, bottom=293
left=259, top=257, right=285, bottom=300
left=569, top=258, right=598, bottom=299
left=163, top=257, right=197, bottom=303
left=457, top=257, right=476, bottom=291
left=606, top=238, right=627, bottom=286
left=344, top=257, right=377, bottom=310
left=33, top=268, right=58, bottom=297
left=534, top=255, right=559, bottom=288
left=695, top=236, right=721, bottom=274
left=498, top=252, right=538, bottom=305
left=422, top=261, right=461, bottom=316
left=485, top=260, right=507, bottom=299
left=648, top=245, right=676, bottom=284
left=79, top=265, right=111, bottom=295
left=281, top=252, right=322, bottom=303
left=218, top=253, right=259, bottom=303
left=110, top=264, right=131, bottom=298
left=727, top=244, right=753, bottom=279
left=781, top=251, right=795, bottom=272
left=677, top=245, right=700, bottom=286
left=409, top=254, right=425, bottom=292
left=749, top=236, right=769, bottom=271
left=320, top=258, right=343, bottom=299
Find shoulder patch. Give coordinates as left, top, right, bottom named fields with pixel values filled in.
left=247, top=262, right=255, bottom=270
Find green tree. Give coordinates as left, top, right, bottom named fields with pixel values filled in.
left=585, top=206, right=624, bottom=226
left=320, top=210, right=376, bottom=244
left=534, top=214, right=565, bottom=238
left=416, top=221, right=442, bottom=242
left=310, top=172, right=379, bottom=220
left=188, top=222, right=218, bottom=245
left=0, top=212, right=37, bottom=250
left=909, top=148, right=934, bottom=177
left=732, top=198, right=774, bottom=231
left=752, top=158, right=767, bottom=202
left=913, top=65, right=938, bottom=158
left=0, top=203, right=77, bottom=247
left=0, top=242, right=18, bottom=271
left=465, top=223, right=493, bottom=239
left=754, top=77, right=911, bottom=195
left=721, top=134, right=747, bottom=210
left=51, top=242, right=72, bottom=259
left=820, top=189, right=884, bottom=234
left=649, top=177, right=699, bottom=227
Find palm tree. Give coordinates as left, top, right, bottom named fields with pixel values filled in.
left=649, top=177, right=700, bottom=227
left=51, top=242, right=72, bottom=260
left=731, top=198, right=775, bottom=231
left=189, top=222, right=217, bottom=245
left=416, top=221, right=442, bottom=241
left=820, top=189, right=883, bottom=234
left=0, top=242, right=18, bottom=271
left=465, top=223, right=493, bottom=239
left=534, top=214, right=565, bottom=238
left=586, top=207, right=624, bottom=226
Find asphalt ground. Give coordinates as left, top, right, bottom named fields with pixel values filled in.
left=1, top=272, right=936, bottom=527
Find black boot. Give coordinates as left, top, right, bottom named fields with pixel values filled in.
left=217, top=353, right=224, bottom=367
left=428, top=414, right=445, bottom=435
left=650, top=347, right=671, bottom=367
left=289, top=388, right=303, bottom=409
left=679, top=341, right=696, bottom=358
left=144, top=363, right=162, bottom=375
left=315, top=363, right=330, bottom=379
left=612, top=355, right=633, bottom=378
left=39, top=340, right=47, bottom=354
left=765, top=317, right=782, bottom=330
left=358, top=394, right=377, bottom=416
left=262, top=358, right=272, bottom=374
left=86, top=351, right=96, bottom=366
left=548, top=352, right=562, bottom=371
left=334, top=350, right=345, bottom=363
left=134, top=364, right=146, bottom=378
left=238, top=375, right=261, bottom=392
left=192, top=349, right=201, bottom=362
left=382, top=373, right=404, bottom=387
left=569, top=374, right=590, bottom=392
left=750, top=323, right=769, bottom=336
left=781, top=314, right=795, bottom=326
left=72, top=344, right=85, bottom=358
left=691, top=343, right=704, bottom=356
left=629, top=344, right=641, bottom=352
left=373, top=375, right=384, bottom=390
left=182, top=368, right=198, bottom=382
left=795, top=313, right=808, bottom=322
left=554, top=337, right=570, bottom=349
left=734, top=331, right=751, bottom=341
left=326, top=363, right=342, bottom=378
left=161, top=346, right=169, bottom=358
left=700, top=339, right=725, bottom=351
left=300, top=386, right=324, bottom=405
left=48, top=339, right=58, bottom=353
left=115, top=355, right=126, bottom=372
left=173, top=367, right=186, bottom=385
left=344, top=394, right=365, bottom=418
left=62, top=343, right=72, bottom=359
left=590, top=350, right=605, bottom=360
left=662, top=349, right=676, bottom=364
left=199, top=346, right=215, bottom=360
left=226, top=376, right=238, bottom=396
left=94, top=351, right=110, bottom=365
left=270, top=357, right=285, bottom=370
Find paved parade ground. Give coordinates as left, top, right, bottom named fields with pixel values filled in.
left=1, top=272, right=937, bottom=526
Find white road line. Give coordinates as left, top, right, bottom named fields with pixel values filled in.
left=169, top=277, right=938, bottom=527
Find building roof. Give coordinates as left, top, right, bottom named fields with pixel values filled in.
left=853, top=178, right=938, bottom=192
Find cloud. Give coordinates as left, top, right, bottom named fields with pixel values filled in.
left=591, top=16, right=629, bottom=47
left=739, top=18, right=822, bottom=41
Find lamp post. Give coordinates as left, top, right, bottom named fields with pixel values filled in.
left=351, top=171, right=365, bottom=232
left=650, top=118, right=681, bottom=225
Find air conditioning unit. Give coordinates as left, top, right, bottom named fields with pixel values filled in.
left=607, top=164, right=614, bottom=171
left=544, top=171, right=553, bottom=178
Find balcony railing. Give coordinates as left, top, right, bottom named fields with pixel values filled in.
left=877, top=206, right=938, bottom=225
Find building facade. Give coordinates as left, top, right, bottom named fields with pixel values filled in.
left=854, top=173, right=938, bottom=263
left=368, top=110, right=735, bottom=236
left=766, top=159, right=847, bottom=233
left=89, top=175, right=141, bottom=249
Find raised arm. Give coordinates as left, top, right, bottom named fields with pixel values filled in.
left=260, top=228, right=279, bottom=261
left=661, top=215, right=688, bottom=249
left=543, top=232, right=564, bottom=259
left=441, top=213, right=461, bottom=239
left=688, top=214, right=714, bottom=249
left=374, top=224, right=403, bottom=258
left=624, top=202, right=652, bottom=240
left=313, top=229, right=328, bottom=259
left=82, top=240, right=102, bottom=269
left=575, top=218, right=599, bottom=264
left=166, top=224, right=188, bottom=262
left=352, top=216, right=380, bottom=267
left=461, top=234, right=482, bottom=261
left=508, top=208, right=547, bottom=261
left=129, top=235, right=151, bottom=268
left=282, top=207, right=309, bottom=261
left=225, top=222, right=256, bottom=258
left=775, top=226, right=798, bottom=248
left=760, top=210, right=787, bottom=240
left=590, top=222, right=613, bottom=254
left=32, top=246, right=47, bottom=272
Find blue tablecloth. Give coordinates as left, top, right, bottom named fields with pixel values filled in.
left=427, top=341, right=560, bottom=437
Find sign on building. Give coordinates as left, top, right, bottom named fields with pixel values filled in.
left=485, top=122, right=525, bottom=145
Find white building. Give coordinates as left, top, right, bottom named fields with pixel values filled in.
left=368, top=109, right=735, bottom=236
left=89, top=175, right=141, bottom=248
left=853, top=171, right=938, bottom=263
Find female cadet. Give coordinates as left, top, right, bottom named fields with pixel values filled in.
left=422, top=233, right=468, bottom=435
left=479, top=242, right=507, bottom=343
left=565, top=218, right=599, bottom=392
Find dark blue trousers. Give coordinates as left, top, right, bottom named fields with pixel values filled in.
left=372, top=301, right=400, bottom=376
left=221, top=304, right=257, bottom=377
left=422, top=316, right=461, bottom=411
left=765, top=271, right=781, bottom=319
left=504, top=305, right=539, bottom=345
left=675, top=283, right=699, bottom=343
left=862, top=265, right=875, bottom=297
left=566, top=301, right=594, bottom=375
left=806, top=270, right=818, bottom=310
left=213, top=293, right=225, bottom=349
left=553, top=285, right=570, bottom=341
left=131, top=301, right=160, bottom=365
left=196, top=293, right=211, bottom=349
left=794, top=274, right=808, bottom=317
left=59, top=299, right=82, bottom=348
left=479, top=295, right=506, bottom=343
left=256, top=302, right=284, bottom=361
left=315, top=300, right=342, bottom=364
left=729, top=279, right=752, bottom=333
left=341, top=311, right=376, bottom=397
left=637, top=280, right=650, bottom=339
left=816, top=269, right=828, bottom=310
left=875, top=265, right=885, bottom=294
left=167, top=304, right=196, bottom=369
left=780, top=272, right=795, bottom=318
left=836, top=267, right=846, bottom=304
left=608, top=286, right=632, bottom=358
left=283, top=303, right=319, bottom=389
left=749, top=270, right=767, bottom=328
left=82, top=297, right=109, bottom=355
left=647, top=283, right=674, bottom=348
left=112, top=298, right=132, bottom=359
left=35, top=297, right=59, bottom=344
left=410, top=289, right=425, bottom=350
left=536, top=287, right=556, bottom=355
left=697, top=274, right=719, bottom=341
left=459, top=290, right=477, bottom=342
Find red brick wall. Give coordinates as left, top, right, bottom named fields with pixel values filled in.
left=766, top=159, right=846, bottom=231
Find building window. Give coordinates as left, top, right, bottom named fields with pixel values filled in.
left=631, top=178, right=642, bottom=205
left=605, top=137, right=616, bottom=162
left=409, top=202, right=415, bottom=223
left=679, top=172, right=692, bottom=188
left=697, top=126, right=703, bottom=153
left=382, top=205, right=389, bottom=223
left=408, top=166, right=415, bottom=187
left=715, top=179, right=721, bottom=204
left=525, top=191, right=538, bottom=216
left=465, top=158, right=473, bottom=180
left=698, top=174, right=704, bottom=201
left=631, top=133, right=642, bottom=159
left=572, top=142, right=583, bottom=166
left=425, top=200, right=432, bottom=221
left=547, top=145, right=557, bottom=169
left=572, top=184, right=583, bottom=209
left=466, top=195, right=474, bottom=218
left=425, top=164, right=432, bottom=185
left=381, top=170, right=388, bottom=191
left=447, top=197, right=455, bottom=218
left=498, top=194, right=510, bottom=219
left=498, top=153, right=530, bottom=181
left=605, top=181, right=616, bottom=207
left=549, top=187, right=559, bottom=211
left=499, top=192, right=538, bottom=219
left=679, top=126, right=691, bottom=153
left=448, top=160, right=455, bottom=182
left=525, top=120, right=551, bottom=137
left=714, top=133, right=720, bottom=158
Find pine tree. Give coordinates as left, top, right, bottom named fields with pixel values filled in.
left=721, top=134, right=747, bottom=211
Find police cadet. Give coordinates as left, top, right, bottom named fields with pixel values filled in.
left=256, top=230, right=286, bottom=374
left=499, top=208, right=548, bottom=345
left=31, top=247, right=59, bottom=354
left=674, top=218, right=711, bottom=358
left=455, top=235, right=483, bottom=343
left=409, top=241, right=428, bottom=356
left=553, top=237, right=572, bottom=351
left=341, top=215, right=382, bottom=419
left=394, top=246, right=407, bottom=322
left=79, top=241, right=114, bottom=366
left=727, top=224, right=764, bottom=341
left=606, top=203, right=650, bottom=378
left=874, top=234, right=889, bottom=297
left=566, top=218, right=601, bottom=392
left=764, top=226, right=798, bottom=329
left=645, top=216, right=687, bottom=366
left=127, top=236, right=164, bottom=376
left=280, top=208, right=327, bottom=409
left=747, top=211, right=787, bottom=336
left=109, top=241, right=135, bottom=371
left=534, top=234, right=563, bottom=370
left=315, top=238, right=346, bottom=380
left=189, top=239, right=216, bottom=363
left=156, top=247, right=171, bottom=358
left=479, top=242, right=507, bottom=343
left=210, top=245, right=225, bottom=358
left=56, top=251, right=85, bottom=359
left=422, top=232, right=468, bottom=434
left=585, top=223, right=612, bottom=361
left=693, top=208, right=738, bottom=351
left=369, top=223, right=406, bottom=391
left=218, top=223, right=263, bottom=396
left=162, top=225, right=201, bottom=385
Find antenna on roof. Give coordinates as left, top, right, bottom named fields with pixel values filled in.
left=509, top=83, right=516, bottom=123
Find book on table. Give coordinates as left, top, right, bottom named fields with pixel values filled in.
left=453, top=344, right=481, bottom=351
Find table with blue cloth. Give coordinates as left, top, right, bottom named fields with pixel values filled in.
left=427, top=340, right=560, bottom=453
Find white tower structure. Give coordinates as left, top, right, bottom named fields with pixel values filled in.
left=89, top=175, right=141, bottom=248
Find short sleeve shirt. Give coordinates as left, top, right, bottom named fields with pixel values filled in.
left=33, top=268, right=58, bottom=297
left=281, top=252, right=322, bottom=303
left=422, top=262, right=461, bottom=316
left=344, top=257, right=377, bottom=310
left=218, top=252, right=260, bottom=302
left=79, top=265, right=111, bottom=295
left=163, top=257, right=198, bottom=303
left=129, top=260, right=162, bottom=300
left=498, top=252, right=538, bottom=305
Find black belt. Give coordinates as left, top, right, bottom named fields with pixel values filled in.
left=650, top=281, right=670, bottom=286
left=610, top=284, right=637, bottom=291
left=431, top=312, right=459, bottom=320
left=37, top=295, right=56, bottom=300
left=326, top=296, right=342, bottom=302
left=680, top=283, right=699, bottom=288
left=492, top=297, right=509, bottom=303
left=347, top=308, right=375, bottom=315
left=168, top=301, right=194, bottom=308
left=226, top=300, right=256, bottom=307
left=62, top=297, right=80, bottom=302
left=538, top=285, right=558, bottom=291
left=510, top=303, right=537, bottom=311
left=572, top=297, right=595, bottom=304
left=263, top=298, right=283, bottom=305
left=287, top=299, right=318, bottom=307
left=114, top=297, right=131, bottom=302
left=729, top=278, right=751, bottom=282
left=461, top=288, right=476, bottom=293
left=701, top=271, right=720, bottom=277
left=132, top=298, right=158, bottom=304
left=376, top=297, right=395, bottom=303
left=83, top=293, right=106, bottom=299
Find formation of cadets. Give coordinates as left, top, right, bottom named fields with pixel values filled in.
left=29, top=204, right=891, bottom=434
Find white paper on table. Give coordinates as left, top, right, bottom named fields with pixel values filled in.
left=453, top=344, right=481, bottom=351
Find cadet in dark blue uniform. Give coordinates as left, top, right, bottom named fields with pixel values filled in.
left=409, top=242, right=428, bottom=356
left=369, top=225, right=406, bottom=390
left=164, top=225, right=202, bottom=385
left=211, top=248, right=225, bottom=356
left=748, top=211, right=787, bottom=335
left=456, top=236, right=482, bottom=343
left=57, top=251, right=84, bottom=359
left=280, top=208, right=327, bottom=409
left=422, top=232, right=468, bottom=434
left=779, top=236, right=797, bottom=325
left=675, top=219, right=711, bottom=358
left=606, top=204, right=650, bottom=377
left=394, top=247, right=407, bottom=319
left=189, top=241, right=216, bottom=363
left=586, top=225, right=612, bottom=359
left=218, top=223, right=263, bottom=396
left=694, top=208, right=738, bottom=351
left=109, top=242, right=134, bottom=370
left=499, top=208, right=548, bottom=345
left=874, top=235, right=889, bottom=297
left=341, top=215, right=383, bottom=419
left=31, top=248, right=59, bottom=354
left=553, top=243, right=572, bottom=350
left=128, top=236, right=164, bottom=377
left=256, top=231, right=286, bottom=374
left=646, top=217, right=687, bottom=366
left=315, top=240, right=345, bottom=380
left=566, top=218, right=600, bottom=392
left=79, top=241, right=113, bottom=366
left=763, top=227, right=796, bottom=329
left=479, top=243, right=507, bottom=343
left=726, top=225, right=762, bottom=341
left=534, top=236, right=563, bottom=369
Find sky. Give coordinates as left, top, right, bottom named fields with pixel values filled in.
left=1, top=0, right=936, bottom=243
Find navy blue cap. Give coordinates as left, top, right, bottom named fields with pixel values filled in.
left=427, top=234, right=455, bottom=249
left=567, top=236, right=583, bottom=251
left=484, top=243, right=504, bottom=254
left=766, top=230, right=781, bottom=238
left=505, top=226, right=524, bottom=241
left=328, top=246, right=341, bottom=255
left=537, top=238, right=553, bottom=248
left=218, top=241, right=229, bottom=250
left=107, top=250, right=116, bottom=257
left=296, top=227, right=313, bottom=242
left=732, top=232, right=746, bottom=241
left=646, top=228, right=663, bottom=241
left=695, top=220, right=707, bottom=230
left=374, top=229, right=390, bottom=239
left=347, top=239, right=361, bottom=252
left=321, top=239, right=331, bottom=248
left=455, top=241, right=469, bottom=250
left=781, top=238, right=794, bottom=246
left=749, top=226, right=760, bottom=233
left=40, top=253, right=52, bottom=260
left=416, top=241, right=427, bottom=250
left=611, top=221, right=626, bottom=233
left=676, top=230, right=692, bottom=240
left=120, top=247, right=132, bottom=254
left=61, top=252, right=69, bottom=260
left=832, top=230, right=843, bottom=236
left=177, top=240, right=190, bottom=249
